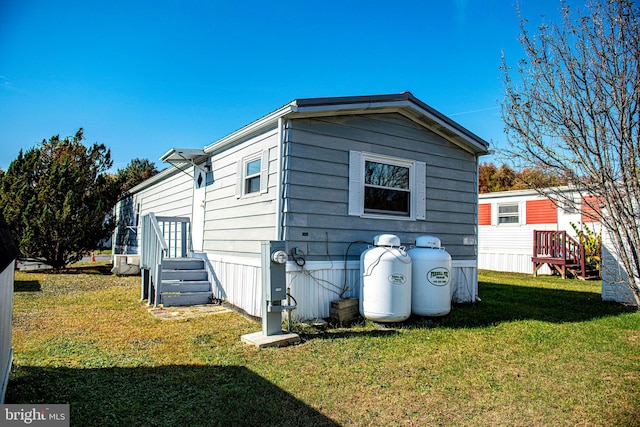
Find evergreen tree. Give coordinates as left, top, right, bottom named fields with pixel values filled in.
left=114, top=158, right=158, bottom=198
left=0, top=129, right=118, bottom=269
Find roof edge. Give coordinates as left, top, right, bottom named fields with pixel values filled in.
left=291, top=92, right=489, bottom=154
left=203, top=92, right=490, bottom=155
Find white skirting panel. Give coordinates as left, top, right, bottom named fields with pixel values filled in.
left=451, top=260, right=478, bottom=303
left=286, top=261, right=361, bottom=321
left=1, top=263, right=14, bottom=403
left=202, top=255, right=479, bottom=321
left=478, top=251, right=550, bottom=275
left=203, top=254, right=262, bottom=318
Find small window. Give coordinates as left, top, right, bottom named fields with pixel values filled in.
left=562, top=198, right=578, bottom=214
left=348, top=151, right=426, bottom=220
left=205, top=159, right=214, bottom=186
left=245, top=158, right=261, bottom=194
left=364, top=160, right=411, bottom=216
left=498, top=204, right=519, bottom=224
left=236, top=150, right=269, bottom=198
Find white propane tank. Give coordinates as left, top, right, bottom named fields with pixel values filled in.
left=408, top=235, right=452, bottom=316
left=359, top=234, right=412, bottom=322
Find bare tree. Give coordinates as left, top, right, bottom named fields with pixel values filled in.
left=501, top=0, right=640, bottom=306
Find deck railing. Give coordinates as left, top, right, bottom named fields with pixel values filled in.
left=533, top=230, right=586, bottom=278
left=140, top=213, right=191, bottom=306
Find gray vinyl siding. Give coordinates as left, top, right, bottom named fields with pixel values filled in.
left=202, top=129, right=279, bottom=258
left=113, top=196, right=138, bottom=254
left=136, top=167, right=194, bottom=218
left=112, top=167, right=194, bottom=255
left=283, top=113, right=478, bottom=260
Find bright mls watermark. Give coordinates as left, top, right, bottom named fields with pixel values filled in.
left=1, top=405, right=69, bottom=426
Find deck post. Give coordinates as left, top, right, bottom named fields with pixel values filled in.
left=141, top=269, right=149, bottom=301
left=181, top=222, right=187, bottom=257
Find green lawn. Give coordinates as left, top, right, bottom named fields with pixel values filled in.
left=7, top=264, right=640, bottom=426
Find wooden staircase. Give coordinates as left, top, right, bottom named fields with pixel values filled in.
left=532, top=230, right=600, bottom=280
left=159, top=258, right=212, bottom=307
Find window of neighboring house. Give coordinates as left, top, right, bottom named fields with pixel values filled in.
left=349, top=151, right=426, bottom=219
left=245, top=158, right=261, bottom=194
left=562, top=197, right=578, bottom=214
left=497, top=203, right=519, bottom=224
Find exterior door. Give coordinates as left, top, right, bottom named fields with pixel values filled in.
left=192, top=166, right=207, bottom=252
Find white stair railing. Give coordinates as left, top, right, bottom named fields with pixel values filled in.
left=140, top=213, right=191, bottom=307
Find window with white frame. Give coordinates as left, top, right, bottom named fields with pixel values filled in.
left=349, top=151, right=426, bottom=219
left=236, top=150, right=269, bottom=198
left=562, top=197, right=578, bottom=213
left=365, top=159, right=411, bottom=215
left=497, top=203, right=519, bottom=224
left=244, top=158, right=261, bottom=194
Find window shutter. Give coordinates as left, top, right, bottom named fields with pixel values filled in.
left=415, top=161, right=426, bottom=220
left=260, top=149, right=269, bottom=194
left=478, top=204, right=492, bottom=225
left=348, top=150, right=363, bottom=216
left=235, top=159, right=243, bottom=198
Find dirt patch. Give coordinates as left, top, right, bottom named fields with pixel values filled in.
left=148, top=304, right=232, bottom=320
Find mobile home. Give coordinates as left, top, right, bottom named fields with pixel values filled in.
left=478, top=188, right=602, bottom=276
left=114, top=93, right=489, bottom=320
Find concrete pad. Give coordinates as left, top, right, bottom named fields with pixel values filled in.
left=241, top=331, right=301, bottom=348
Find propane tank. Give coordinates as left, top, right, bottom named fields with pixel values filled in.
left=359, top=234, right=412, bottom=322
left=407, top=235, right=452, bottom=316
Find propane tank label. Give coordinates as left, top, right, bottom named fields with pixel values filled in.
left=388, top=274, right=407, bottom=285
left=427, top=268, right=450, bottom=286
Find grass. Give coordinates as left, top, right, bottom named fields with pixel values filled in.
left=6, top=264, right=640, bottom=426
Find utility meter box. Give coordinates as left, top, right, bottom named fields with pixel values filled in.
left=262, top=241, right=288, bottom=302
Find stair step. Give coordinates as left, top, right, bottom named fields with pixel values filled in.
left=161, top=281, right=210, bottom=293
left=162, top=258, right=204, bottom=270
left=161, top=269, right=208, bottom=281
left=161, top=292, right=212, bottom=307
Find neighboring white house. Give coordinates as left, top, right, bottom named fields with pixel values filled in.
left=478, top=188, right=602, bottom=275
left=478, top=187, right=639, bottom=305
left=0, top=214, right=19, bottom=403
left=601, top=218, right=639, bottom=305
left=114, top=93, right=490, bottom=320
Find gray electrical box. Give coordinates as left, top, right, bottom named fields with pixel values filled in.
left=262, top=241, right=287, bottom=302
left=261, top=240, right=288, bottom=336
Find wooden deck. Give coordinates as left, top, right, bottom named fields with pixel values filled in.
left=532, top=230, right=599, bottom=280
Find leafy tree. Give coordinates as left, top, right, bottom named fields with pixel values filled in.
left=501, top=0, right=640, bottom=305
left=479, top=162, right=515, bottom=193
left=114, top=158, right=158, bottom=198
left=0, top=129, right=119, bottom=269
left=516, top=166, right=567, bottom=190
left=571, top=222, right=602, bottom=272
left=478, top=162, right=567, bottom=193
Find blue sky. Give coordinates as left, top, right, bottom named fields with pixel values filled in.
left=0, top=0, right=579, bottom=172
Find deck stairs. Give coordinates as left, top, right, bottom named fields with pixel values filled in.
left=159, top=257, right=212, bottom=307
left=532, top=230, right=600, bottom=280
left=140, top=214, right=214, bottom=308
